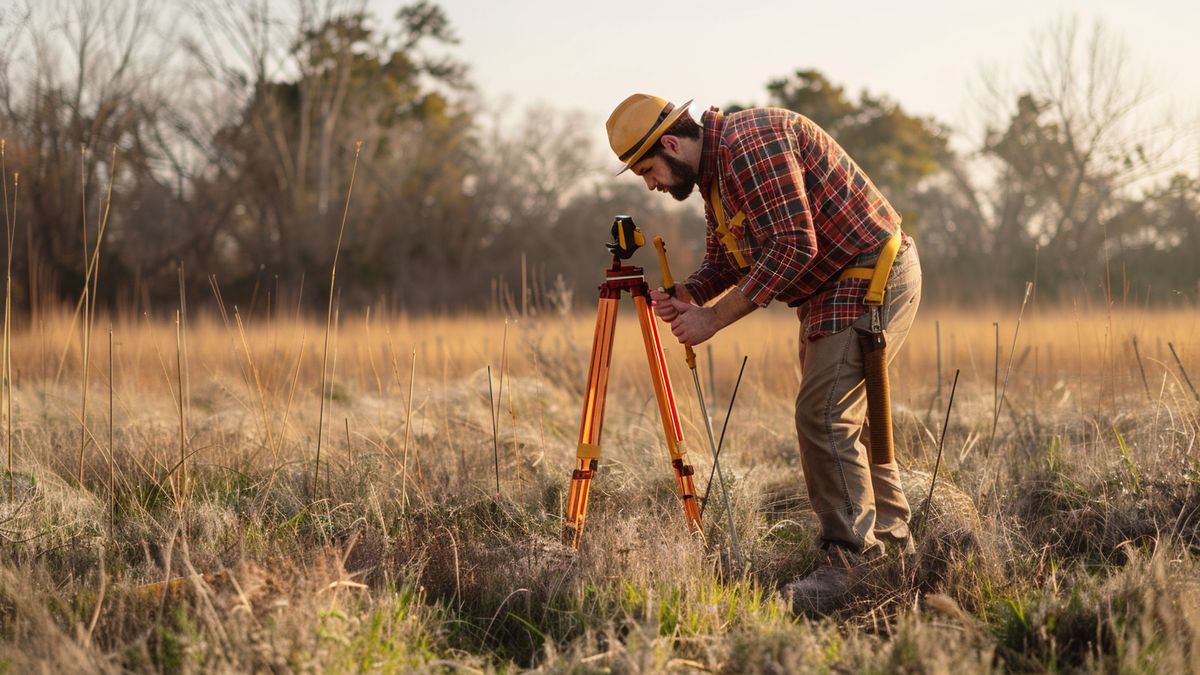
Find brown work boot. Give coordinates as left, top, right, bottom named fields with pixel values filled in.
left=784, top=544, right=881, bottom=617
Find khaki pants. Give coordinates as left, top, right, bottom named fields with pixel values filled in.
left=795, top=243, right=921, bottom=554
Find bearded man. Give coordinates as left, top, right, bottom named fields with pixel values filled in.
left=606, top=94, right=921, bottom=615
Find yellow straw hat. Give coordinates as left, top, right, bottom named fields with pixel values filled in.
left=606, top=94, right=693, bottom=175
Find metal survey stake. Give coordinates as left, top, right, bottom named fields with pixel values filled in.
left=700, top=355, right=748, bottom=519
left=654, top=236, right=742, bottom=570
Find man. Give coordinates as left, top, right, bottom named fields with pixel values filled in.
left=605, top=93, right=922, bottom=615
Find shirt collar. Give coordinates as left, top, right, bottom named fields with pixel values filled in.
left=697, top=106, right=723, bottom=197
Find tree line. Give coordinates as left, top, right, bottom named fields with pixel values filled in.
left=0, top=2, right=1195, bottom=318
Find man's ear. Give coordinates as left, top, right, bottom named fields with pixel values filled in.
left=659, top=135, right=681, bottom=155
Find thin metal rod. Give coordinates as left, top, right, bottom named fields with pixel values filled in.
left=701, top=355, right=748, bottom=517
left=1131, top=335, right=1151, bottom=401
left=706, top=343, right=716, bottom=402
left=691, top=364, right=741, bottom=569
left=1168, top=342, right=1199, bottom=403
left=914, top=368, right=960, bottom=539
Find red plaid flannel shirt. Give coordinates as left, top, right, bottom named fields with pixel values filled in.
left=682, top=107, right=904, bottom=340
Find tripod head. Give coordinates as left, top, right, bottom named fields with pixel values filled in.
left=606, top=215, right=644, bottom=261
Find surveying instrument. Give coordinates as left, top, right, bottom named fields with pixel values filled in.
left=562, top=216, right=740, bottom=563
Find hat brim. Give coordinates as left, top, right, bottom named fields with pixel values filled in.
left=615, top=99, right=694, bottom=175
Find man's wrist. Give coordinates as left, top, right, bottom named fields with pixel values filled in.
left=676, top=283, right=694, bottom=304
left=711, top=288, right=757, bottom=328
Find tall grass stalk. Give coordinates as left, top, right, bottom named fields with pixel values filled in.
left=86, top=165, right=110, bottom=439
left=520, top=251, right=528, bottom=317
left=207, top=274, right=231, bottom=328
left=108, top=324, right=114, bottom=538
left=1103, top=219, right=1116, bottom=407
left=4, top=176, right=12, bottom=495
left=987, top=283, right=1033, bottom=455
left=364, top=307, right=383, bottom=397
left=488, top=365, right=499, bottom=495
left=323, top=300, right=341, bottom=493
left=935, top=320, right=942, bottom=408
left=76, top=146, right=116, bottom=484
left=1112, top=425, right=1141, bottom=493
left=496, top=319, right=510, bottom=479
left=992, top=321, right=999, bottom=421
left=2, top=150, right=16, bottom=496
left=508, top=343, right=518, bottom=484
left=234, top=308, right=275, bottom=453
left=178, top=264, right=191, bottom=447
left=77, top=145, right=90, bottom=484
left=51, top=147, right=116, bottom=387
left=277, top=332, right=308, bottom=457
left=345, top=417, right=352, bottom=475
left=257, top=333, right=306, bottom=515
left=443, top=341, right=464, bottom=476
left=401, top=348, right=416, bottom=512
left=315, top=141, right=363, bottom=498
left=175, top=310, right=188, bottom=512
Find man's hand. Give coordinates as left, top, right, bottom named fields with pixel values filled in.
left=650, top=285, right=694, bottom=322
left=650, top=285, right=717, bottom=345
left=651, top=284, right=755, bottom=347
left=669, top=304, right=721, bottom=346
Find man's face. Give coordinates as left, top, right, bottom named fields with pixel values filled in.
left=631, top=141, right=698, bottom=201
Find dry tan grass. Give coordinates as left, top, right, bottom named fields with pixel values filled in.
left=0, top=303, right=1198, bottom=672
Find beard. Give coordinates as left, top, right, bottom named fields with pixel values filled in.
left=660, top=152, right=698, bottom=201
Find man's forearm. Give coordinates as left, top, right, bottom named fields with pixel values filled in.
left=684, top=263, right=740, bottom=306
left=711, top=287, right=758, bottom=328
left=665, top=286, right=757, bottom=347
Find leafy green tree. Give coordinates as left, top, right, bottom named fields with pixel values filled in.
left=735, top=69, right=949, bottom=234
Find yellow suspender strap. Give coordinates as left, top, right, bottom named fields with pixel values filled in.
left=709, top=177, right=751, bottom=271
left=708, top=112, right=751, bottom=271
left=837, top=231, right=902, bottom=306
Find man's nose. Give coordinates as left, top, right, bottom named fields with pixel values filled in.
left=643, top=175, right=656, bottom=190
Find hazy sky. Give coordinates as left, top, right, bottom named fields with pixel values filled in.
left=370, top=0, right=1200, bottom=169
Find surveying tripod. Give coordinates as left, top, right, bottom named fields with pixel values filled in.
left=562, top=216, right=703, bottom=548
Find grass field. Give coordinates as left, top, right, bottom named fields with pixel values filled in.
left=1, top=300, right=1199, bottom=672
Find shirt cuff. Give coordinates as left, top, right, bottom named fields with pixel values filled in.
left=737, top=272, right=777, bottom=307
left=681, top=280, right=711, bottom=306
left=682, top=276, right=731, bottom=306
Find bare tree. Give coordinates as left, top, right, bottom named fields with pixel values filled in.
left=0, top=0, right=211, bottom=311
left=924, top=15, right=1173, bottom=300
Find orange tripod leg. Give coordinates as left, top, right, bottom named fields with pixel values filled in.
left=563, top=295, right=619, bottom=548
left=633, top=291, right=703, bottom=533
